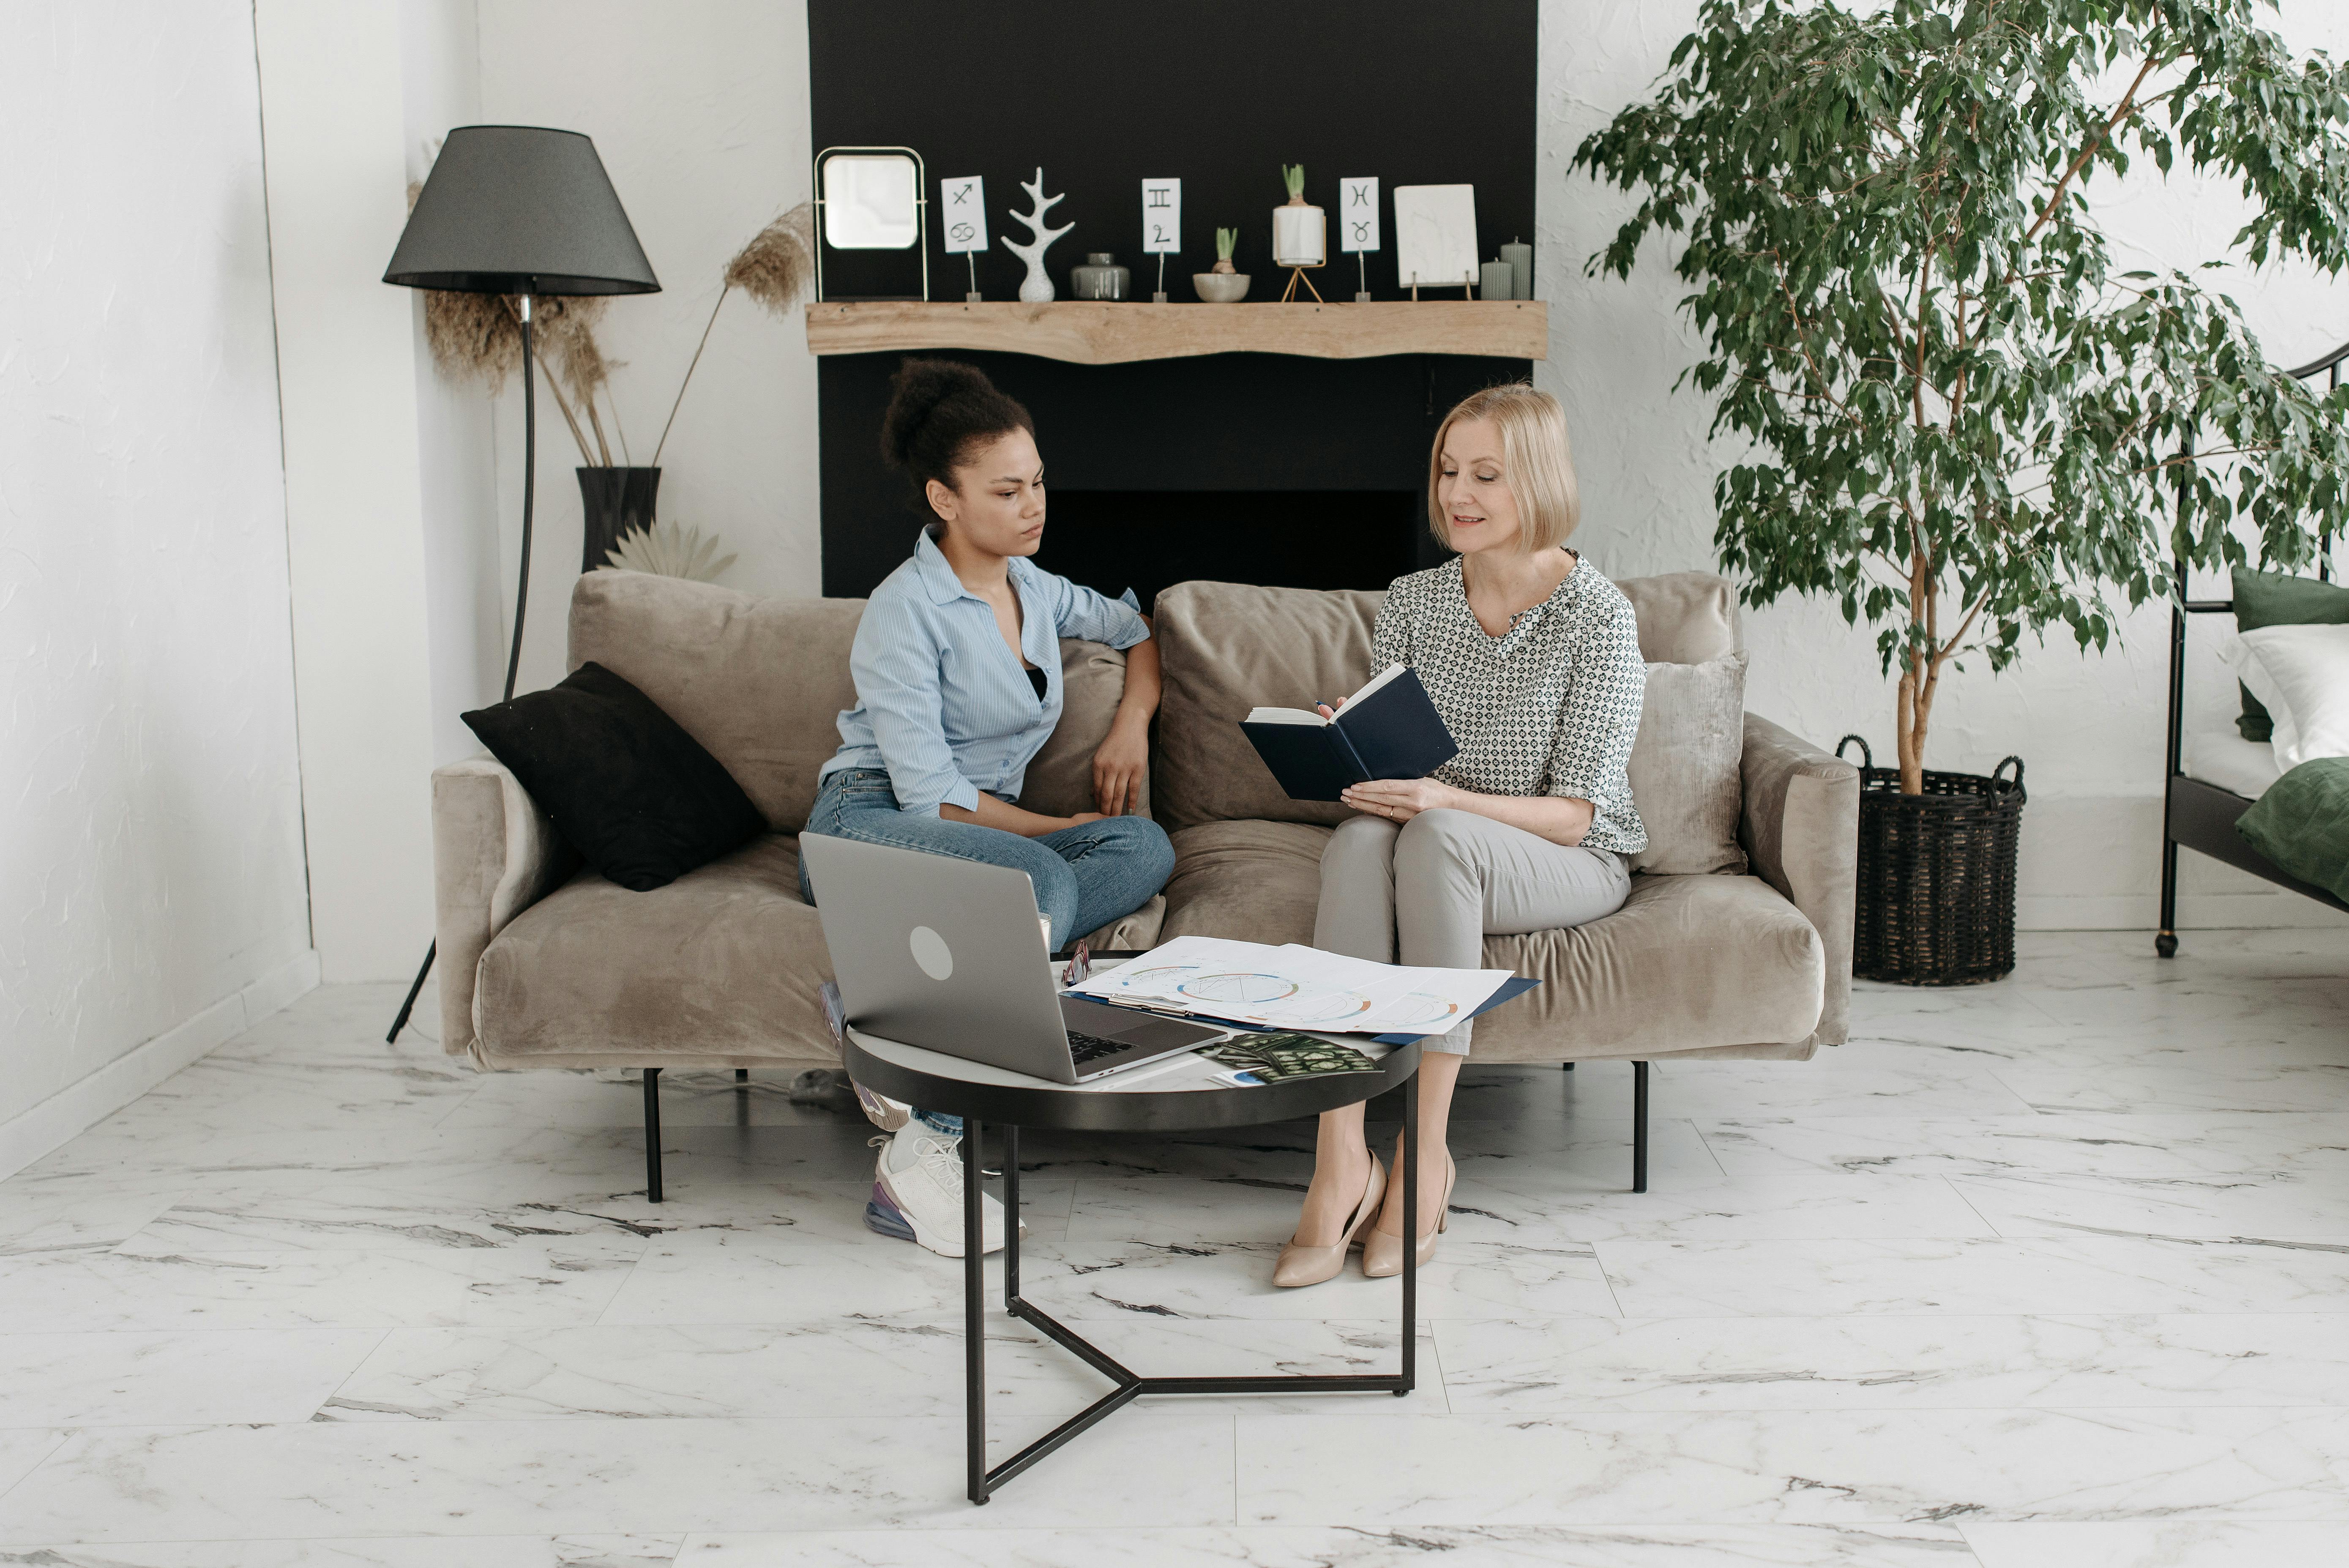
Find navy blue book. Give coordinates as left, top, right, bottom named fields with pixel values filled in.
left=1240, top=664, right=1459, bottom=802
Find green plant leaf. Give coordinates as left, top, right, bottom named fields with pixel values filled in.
left=1571, top=0, right=2349, bottom=777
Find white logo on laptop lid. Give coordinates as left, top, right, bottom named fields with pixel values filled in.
left=909, top=925, right=954, bottom=981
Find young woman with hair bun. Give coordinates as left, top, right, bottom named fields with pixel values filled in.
left=803, top=358, right=1175, bottom=1257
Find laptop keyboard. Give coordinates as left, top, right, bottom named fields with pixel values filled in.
left=1067, top=1030, right=1129, bottom=1065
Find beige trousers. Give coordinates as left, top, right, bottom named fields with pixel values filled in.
left=1313, top=808, right=1630, bottom=1054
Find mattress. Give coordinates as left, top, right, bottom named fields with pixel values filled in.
left=2180, top=726, right=2282, bottom=801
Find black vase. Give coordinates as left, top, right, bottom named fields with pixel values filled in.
left=578, top=467, right=661, bottom=573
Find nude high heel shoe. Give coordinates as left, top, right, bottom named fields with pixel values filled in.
left=1360, top=1155, right=1455, bottom=1278
left=1273, top=1155, right=1386, bottom=1288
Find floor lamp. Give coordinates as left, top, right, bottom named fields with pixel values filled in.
left=380, top=126, right=660, bottom=1043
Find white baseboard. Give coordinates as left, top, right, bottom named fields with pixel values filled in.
left=2019, top=891, right=2349, bottom=931
left=0, top=949, right=321, bottom=1181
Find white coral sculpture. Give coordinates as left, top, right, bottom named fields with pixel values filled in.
left=600, top=519, right=737, bottom=583
left=1002, top=166, right=1073, bottom=303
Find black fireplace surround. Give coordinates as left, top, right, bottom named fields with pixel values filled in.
left=808, top=0, right=1538, bottom=602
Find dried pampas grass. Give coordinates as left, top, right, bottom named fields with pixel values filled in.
left=655, top=202, right=815, bottom=464
left=724, top=201, right=814, bottom=317
left=424, top=289, right=524, bottom=392
left=413, top=287, right=618, bottom=463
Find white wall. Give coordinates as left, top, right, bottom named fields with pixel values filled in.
left=400, top=0, right=508, bottom=766
left=475, top=0, right=821, bottom=695
left=454, top=0, right=2338, bottom=927
left=254, top=0, right=442, bottom=982
left=1541, top=0, right=2349, bottom=929
left=0, top=2, right=316, bottom=1177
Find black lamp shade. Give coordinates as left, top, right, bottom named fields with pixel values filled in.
left=385, top=125, right=659, bottom=296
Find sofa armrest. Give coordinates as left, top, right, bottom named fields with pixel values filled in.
left=432, top=757, right=570, bottom=1060
left=1739, top=714, right=1860, bottom=1045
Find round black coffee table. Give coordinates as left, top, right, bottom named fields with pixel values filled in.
left=844, top=1027, right=1426, bottom=1505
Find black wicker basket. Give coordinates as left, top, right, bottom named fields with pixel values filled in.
left=1835, top=736, right=2027, bottom=986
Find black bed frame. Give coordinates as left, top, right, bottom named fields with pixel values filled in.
left=2156, top=342, right=2349, bottom=957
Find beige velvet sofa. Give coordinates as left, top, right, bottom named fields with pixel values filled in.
left=432, top=569, right=1858, bottom=1198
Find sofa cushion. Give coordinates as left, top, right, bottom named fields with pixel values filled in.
left=1472, top=874, right=1823, bottom=1060
left=461, top=661, right=766, bottom=892
left=1628, top=653, right=1749, bottom=876
left=1152, top=582, right=1382, bottom=832
left=568, top=571, right=1142, bottom=830
left=1615, top=571, right=1741, bottom=664
left=1022, top=637, right=1153, bottom=820
left=1159, top=824, right=1821, bottom=1060
left=472, top=827, right=1166, bottom=1070
left=1161, top=819, right=1339, bottom=945
left=474, top=833, right=842, bottom=1069
left=570, top=574, right=864, bottom=833
left=1151, top=573, right=1745, bottom=831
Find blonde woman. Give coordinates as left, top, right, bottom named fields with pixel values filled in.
left=1274, top=383, right=1647, bottom=1287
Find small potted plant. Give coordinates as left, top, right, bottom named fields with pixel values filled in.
left=1194, top=227, right=1249, bottom=302
left=1273, top=164, right=1325, bottom=268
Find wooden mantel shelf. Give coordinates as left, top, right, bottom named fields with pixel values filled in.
left=803, top=299, right=1548, bottom=364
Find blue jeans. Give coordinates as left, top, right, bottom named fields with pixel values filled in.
left=798, top=769, right=1174, bottom=952
left=800, top=768, right=1176, bottom=1137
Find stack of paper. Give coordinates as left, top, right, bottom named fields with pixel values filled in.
left=1068, top=935, right=1514, bottom=1037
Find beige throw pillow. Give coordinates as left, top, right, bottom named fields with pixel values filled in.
left=1626, top=652, right=1749, bottom=875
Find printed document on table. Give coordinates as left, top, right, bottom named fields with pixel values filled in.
left=1071, top=935, right=1513, bottom=1035
left=1071, top=1032, right=1402, bottom=1093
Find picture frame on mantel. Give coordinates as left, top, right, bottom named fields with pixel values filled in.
left=1392, top=183, right=1478, bottom=299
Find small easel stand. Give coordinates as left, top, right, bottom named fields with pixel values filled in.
left=1281, top=263, right=1325, bottom=303
left=1406, top=272, right=1478, bottom=303
left=966, top=253, right=981, bottom=303
left=1154, top=254, right=1168, bottom=303
left=1355, top=252, right=1370, bottom=302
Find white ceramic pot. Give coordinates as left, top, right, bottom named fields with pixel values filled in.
left=1273, top=203, right=1325, bottom=267
left=1193, top=273, right=1251, bottom=303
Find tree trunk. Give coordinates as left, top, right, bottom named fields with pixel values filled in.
left=1898, top=551, right=1934, bottom=795
left=1896, top=652, right=1931, bottom=795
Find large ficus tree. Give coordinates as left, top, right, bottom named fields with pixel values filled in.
left=1575, top=0, right=2349, bottom=792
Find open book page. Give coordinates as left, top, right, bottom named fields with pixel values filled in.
left=1069, top=933, right=1513, bottom=1035
left=1341, top=662, right=1409, bottom=708
left=1244, top=663, right=1407, bottom=727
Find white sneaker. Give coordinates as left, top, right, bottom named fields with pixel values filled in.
left=874, top=1127, right=1006, bottom=1257
left=853, top=1082, right=912, bottom=1132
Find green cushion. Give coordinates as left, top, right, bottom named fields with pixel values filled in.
left=2231, top=568, right=2349, bottom=742
left=2236, top=755, right=2349, bottom=904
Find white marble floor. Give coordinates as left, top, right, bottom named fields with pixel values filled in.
left=2, top=930, right=2346, bottom=1566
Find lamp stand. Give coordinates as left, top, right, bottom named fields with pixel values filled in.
left=506, top=294, right=535, bottom=704
left=386, top=291, right=538, bottom=1045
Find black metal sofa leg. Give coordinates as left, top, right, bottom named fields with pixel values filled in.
left=1631, top=1060, right=1649, bottom=1194
left=643, top=1067, right=664, bottom=1203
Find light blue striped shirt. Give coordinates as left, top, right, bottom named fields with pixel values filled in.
left=822, top=527, right=1150, bottom=815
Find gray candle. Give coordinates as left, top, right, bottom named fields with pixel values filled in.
left=1480, top=258, right=1514, bottom=300
left=1500, top=239, right=1534, bottom=299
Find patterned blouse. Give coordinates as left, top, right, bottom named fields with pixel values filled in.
left=1371, top=555, right=1648, bottom=855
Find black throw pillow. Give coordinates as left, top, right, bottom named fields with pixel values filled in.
left=462, top=661, right=765, bottom=892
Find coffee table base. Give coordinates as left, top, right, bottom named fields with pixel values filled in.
left=961, top=1074, right=1420, bottom=1504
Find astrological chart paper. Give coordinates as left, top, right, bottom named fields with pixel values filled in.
left=1070, top=935, right=1509, bottom=1035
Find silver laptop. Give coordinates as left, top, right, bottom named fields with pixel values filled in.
left=799, top=834, right=1233, bottom=1085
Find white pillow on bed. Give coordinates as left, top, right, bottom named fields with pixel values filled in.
left=2222, top=623, right=2349, bottom=770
